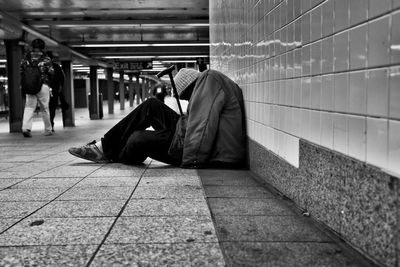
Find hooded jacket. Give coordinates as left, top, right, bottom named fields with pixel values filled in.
left=181, top=69, right=247, bottom=168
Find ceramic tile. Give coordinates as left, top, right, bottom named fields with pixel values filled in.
left=311, top=41, right=322, bottom=75
left=334, top=31, right=349, bottom=72
left=334, top=0, right=349, bottom=32
left=366, top=68, right=389, bottom=117
left=366, top=118, right=388, bottom=169
left=321, top=74, right=334, bottom=111
left=322, top=0, right=334, bottom=37
left=392, top=12, right=400, bottom=64
left=369, top=0, right=391, bottom=18
left=368, top=16, right=390, bottom=67
left=349, top=70, right=367, bottom=115
left=301, top=77, right=311, bottom=108
left=349, top=24, right=368, bottom=69
left=349, top=0, right=368, bottom=26
left=388, top=120, right=400, bottom=176
left=310, top=76, right=321, bottom=109
left=334, top=73, right=349, bottom=113
left=301, top=13, right=311, bottom=45
left=389, top=66, right=400, bottom=119
left=311, top=6, right=322, bottom=42
left=333, top=113, right=348, bottom=155
left=320, top=112, right=334, bottom=149
left=321, top=37, right=334, bottom=74
left=348, top=115, right=367, bottom=161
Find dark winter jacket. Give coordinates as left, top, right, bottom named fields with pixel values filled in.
left=181, top=69, right=247, bottom=168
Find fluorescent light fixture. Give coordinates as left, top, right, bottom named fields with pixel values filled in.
left=103, top=55, right=208, bottom=59
left=72, top=43, right=209, bottom=48
left=0, top=59, right=6, bottom=63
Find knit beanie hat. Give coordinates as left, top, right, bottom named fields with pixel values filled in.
left=173, top=68, right=200, bottom=97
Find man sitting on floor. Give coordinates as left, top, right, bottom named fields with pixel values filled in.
left=68, top=68, right=247, bottom=169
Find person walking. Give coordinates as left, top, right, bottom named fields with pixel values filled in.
left=47, top=51, right=68, bottom=132
left=69, top=68, right=247, bottom=169
left=20, top=38, right=54, bottom=137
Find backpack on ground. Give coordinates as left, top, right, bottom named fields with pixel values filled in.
left=21, top=61, right=42, bottom=95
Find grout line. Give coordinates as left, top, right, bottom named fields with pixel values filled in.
left=85, top=161, right=151, bottom=267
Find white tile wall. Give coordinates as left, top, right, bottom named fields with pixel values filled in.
left=210, top=0, right=400, bottom=177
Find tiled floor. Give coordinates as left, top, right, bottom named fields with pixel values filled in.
left=0, top=103, right=374, bottom=266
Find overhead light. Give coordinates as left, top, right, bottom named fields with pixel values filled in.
left=72, top=43, right=209, bottom=48
left=0, top=59, right=6, bottom=63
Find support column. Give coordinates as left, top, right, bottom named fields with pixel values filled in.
left=89, top=65, right=100, bottom=119
left=106, top=67, right=114, bottom=114
left=4, top=39, right=24, bottom=132
left=128, top=74, right=134, bottom=107
left=141, top=77, right=146, bottom=101
left=119, top=70, right=125, bottom=110
left=61, top=60, right=75, bottom=126
left=135, top=74, right=141, bottom=104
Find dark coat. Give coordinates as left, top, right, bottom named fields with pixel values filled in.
left=181, top=70, right=247, bottom=168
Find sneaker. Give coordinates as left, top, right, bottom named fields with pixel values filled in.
left=22, top=130, right=32, bottom=138
left=45, top=131, right=53, bottom=136
left=68, top=140, right=109, bottom=163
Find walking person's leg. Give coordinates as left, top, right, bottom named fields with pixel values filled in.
left=36, top=84, right=52, bottom=135
left=49, top=93, right=58, bottom=131
left=22, top=94, right=38, bottom=137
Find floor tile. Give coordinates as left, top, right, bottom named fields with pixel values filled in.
left=208, top=198, right=295, bottom=216
left=140, top=175, right=201, bottom=186
left=143, top=168, right=197, bottom=177
left=0, top=217, right=114, bottom=245
left=214, top=215, right=331, bottom=242
left=0, top=244, right=96, bottom=267
left=0, top=178, right=24, bottom=189
left=106, top=216, right=218, bottom=244
left=221, top=242, right=365, bottom=267
left=132, top=185, right=204, bottom=199
left=0, top=188, right=66, bottom=201
left=10, top=178, right=82, bottom=188
left=92, top=243, right=225, bottom=266
left=34, top=165, right=101, bottom=178
left=77, top=176, right=140, bottom=187
left=34, top=200, right=126, bottom=217
left=58, top=187, right=134, bottom=200
left=122, top=198, right=210, bottom=216
left=0, top=201, right=48, bottom=218
left=88, top=164, right=145, bottom=177
left=203, top=186, right=275, bottom=198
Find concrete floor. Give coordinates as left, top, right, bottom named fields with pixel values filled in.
left=0, top=103, right=374, bottom=266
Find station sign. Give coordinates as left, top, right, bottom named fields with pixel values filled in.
left=114, top=61, right=153, bottom=71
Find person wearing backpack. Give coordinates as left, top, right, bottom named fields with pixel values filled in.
left=47, top=51, right=69, bottom=132
left=20, top=38, right=54, bottom=137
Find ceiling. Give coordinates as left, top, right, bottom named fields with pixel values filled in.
left=0, top=0, right=209, bottom=73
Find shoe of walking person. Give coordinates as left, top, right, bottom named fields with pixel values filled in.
left=22, top=130, right=32, bottom=138
left=45, top=130, right=53, bottom=136
left=68, top=140, right=110, bottom=163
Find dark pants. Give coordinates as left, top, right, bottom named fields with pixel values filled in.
left=49, top=93, right=58, bottom=129
left=102, top=98, right=180, bottom=165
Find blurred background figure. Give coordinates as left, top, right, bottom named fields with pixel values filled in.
left=20, top=38, right=54, bottom=137
left=46, top=51, right=69, bottom=132
left=152, top=83, right=168, bottom=102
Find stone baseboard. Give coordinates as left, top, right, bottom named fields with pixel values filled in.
left=248, top=139, right=399, bottom=267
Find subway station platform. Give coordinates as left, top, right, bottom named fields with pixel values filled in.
left=0, top=104, right=373, bottom=266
